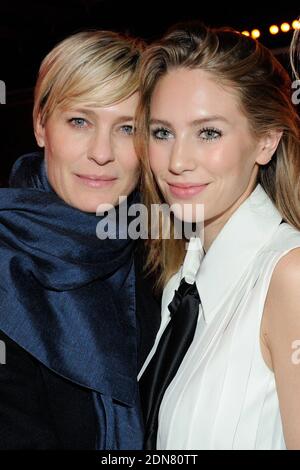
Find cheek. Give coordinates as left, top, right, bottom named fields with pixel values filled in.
left=204, top=145, right=246, bottom=176
left=44, top=129, right=77, bottom=166
left=47, top=117, right=93, bottom=161
left=126, top=158, right=140, bottom=179
left=118, top=142, right=140, bottom=177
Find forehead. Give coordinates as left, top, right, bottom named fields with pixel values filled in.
left=54, top=92, right=140, bottom=118
left=150, top=68, right=242, bottom=122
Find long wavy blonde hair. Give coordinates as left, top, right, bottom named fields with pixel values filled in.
left=135, top=23, right=300, bottom=291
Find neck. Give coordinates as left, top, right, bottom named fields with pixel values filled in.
left=203, top=175, right=258, bottom=254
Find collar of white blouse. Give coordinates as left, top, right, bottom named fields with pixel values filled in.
left=181, top=183, right=282, bottom=324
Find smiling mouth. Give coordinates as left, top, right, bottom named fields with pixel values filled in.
left=167, top=182, right=209, bottom=198
left=75, top=174, right=118, bottom=188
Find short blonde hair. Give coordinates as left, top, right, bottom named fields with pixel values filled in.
left=33, top=30, right=144, bottom=125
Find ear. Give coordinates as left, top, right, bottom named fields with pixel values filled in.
left=34, top=112, right=46, bottom=148
left=255, top=130, right=283, bottom=165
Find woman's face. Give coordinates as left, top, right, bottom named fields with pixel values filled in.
left=35, top=93, right=140, bottom=212
left=149, top=68, right=275, bottom=225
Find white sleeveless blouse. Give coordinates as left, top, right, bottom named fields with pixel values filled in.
left=138, top=184, right=300, bottom=450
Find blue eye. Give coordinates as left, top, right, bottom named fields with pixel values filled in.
left=120, top=125, right=134, bottom=135
left=151, top=127, right=173, bottom=140
left=199, top=127, right=222, bottom=141
left=68, top=118, right=88, bottom=128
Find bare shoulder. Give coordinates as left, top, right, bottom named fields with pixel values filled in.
left=272, top=246, right=300, bottom=279
left=263, top=246, right=300, bottom=321
left=261, top=247, right=300, bottom=367
left=266, top=246, right=300, bottom=286
left=264, top=247, right=300, bottom=318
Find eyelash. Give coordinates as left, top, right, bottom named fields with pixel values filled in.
left=199, top=127, right=222, bottom=141
left=151, top=127, right=172, bottom=140
left=67, top=119, right=134, bottom=135
left=119, top=125, right=134, bottom=136
left=150, top=126, right=223, bottom=142
left=68, top=117, right=88, bottom=128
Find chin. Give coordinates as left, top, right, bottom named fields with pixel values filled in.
left=170, top=202, right=205, bottom=224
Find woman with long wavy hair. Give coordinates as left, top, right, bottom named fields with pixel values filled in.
left=137, top=22, right=300, bottom=450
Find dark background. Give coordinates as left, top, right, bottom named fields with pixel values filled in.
left=0, top=0, right=299, bottom=185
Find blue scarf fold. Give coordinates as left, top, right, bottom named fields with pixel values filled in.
left=0, top=152, right=143, bottom=449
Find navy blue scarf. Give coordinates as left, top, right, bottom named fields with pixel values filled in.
left=0, top=152, right=143, bottom=449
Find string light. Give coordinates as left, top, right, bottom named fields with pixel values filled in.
left=251, top=29, right=261, bottom=39
left=280, top=22, right=290, bottom=32
left=269, top=25, right=279, bottom=35
left=240, top=19, right=300, bottom=39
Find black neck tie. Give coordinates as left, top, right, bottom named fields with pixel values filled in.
left=139, top=278, right=201, bottom=449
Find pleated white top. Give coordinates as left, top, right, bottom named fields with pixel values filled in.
left=138, top=184, right=300, bottom=450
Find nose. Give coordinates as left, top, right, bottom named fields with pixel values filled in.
left=168, top=138, right=197, bottom=174
left=88, top=129, right=115, bottom=165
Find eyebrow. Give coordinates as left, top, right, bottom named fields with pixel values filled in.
left=65, top=108, right=135, bottom=122
left=149, top=116, right=229, bottom=127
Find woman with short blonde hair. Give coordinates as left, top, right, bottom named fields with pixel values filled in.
left=0, top=30, right=161, bottom=450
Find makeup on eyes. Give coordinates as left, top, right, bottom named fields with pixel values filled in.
left=150, top=125, right=223, bottom=142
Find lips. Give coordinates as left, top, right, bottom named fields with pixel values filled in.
left=167, top=182, right=209, bottom=198
left=75, top=174, right=117, bottom=188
